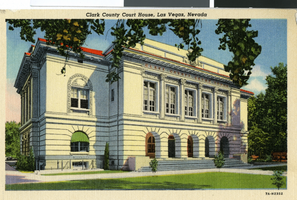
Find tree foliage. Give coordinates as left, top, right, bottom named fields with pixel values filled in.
left=214, top=151, right=225, bottom=168
left=5, top=121, right=20, bottom=157
left=104, top=142, right=109, bottom=170
left=271, top=170, right=285, bottom=190
left=248, top=63, right=287, bottom=157
left=215, top=19, right=262, bottom=87
left=149, top=158, right=158, bottom=172
left=16, top=147, right=35, bottom=171
left=7, top=19, right=261, bottom=85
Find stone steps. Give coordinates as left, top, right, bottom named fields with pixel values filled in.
left=138, top=158, right=252, bottom=172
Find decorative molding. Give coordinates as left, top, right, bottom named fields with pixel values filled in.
left=185, top=82, right=197, bottom=89
left=140, top=68, right=146, bottom=76
left=202, top=87, right=212, bottom=93
left=143, top=72, right=159, bottom=81
left=214, top=87, right=219, bottom=93
left=180, top=78, right=187, bottom=85
left=160, top=73, right=167, bottom=81
left=165, top=78, right=179, bottom=85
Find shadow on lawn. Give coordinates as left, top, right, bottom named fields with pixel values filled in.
left=6, top=179, right=211, bottom=190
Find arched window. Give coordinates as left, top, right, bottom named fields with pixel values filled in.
left=71, top=131, right=89, bottom=152
left=146, top=133, right=155, bottom=158
left=67, top=74, right=93, bottom=114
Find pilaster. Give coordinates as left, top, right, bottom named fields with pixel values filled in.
left=213, top=87, right=218, bottom=124
left=160, top=74, right=167, bottom=119
left=180, top=78, right=186, bottom=121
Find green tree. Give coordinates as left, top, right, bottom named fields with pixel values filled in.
left=271, top=170, right=285, bottom=190
left=5, top=121, right=21, bottom=158
left=263, top=63, right=287, bottom=152
left=248, top=63, right=287, bottom=157
left=215, top=19, right=262, bottom=86
left=149, top=158, right=158, bottom=172
left=213, top=151, right=225, bottom=168
left=7, top=19, right=261, bottom=86
left=104, top=142, right=109, bottom=170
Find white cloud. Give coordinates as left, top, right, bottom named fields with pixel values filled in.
left=6, top=79, right=20, bottom=123
left=243, top=78, right=267, bottom=95
left=250, top=65, right=270, bottom=78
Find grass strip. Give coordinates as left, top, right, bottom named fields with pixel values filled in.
left=6, top=172, right=287, bottom=190
left=249, top=166, right=287, bottom=171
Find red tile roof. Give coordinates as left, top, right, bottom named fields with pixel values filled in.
left=240, top=89, right=254, bottom=95
left=37, top=38, right=103, bottom=56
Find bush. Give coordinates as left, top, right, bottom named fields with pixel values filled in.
left=265, top=154, right=272, bottom=162
left=214, top=151, right=225, bottom=168
left=248, top=156, right=254, bottom=164
left=16, top=147, right=35, bottom=171
left=104, top=142, right=109, bottom=170
left=271, top=170, right=285, bottom=190
left=149, top=158, right=158, bottom=172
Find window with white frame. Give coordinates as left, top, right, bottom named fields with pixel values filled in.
left=143, top=81, right=156, bottom=112
left=71, top=88, right=89, bottom=109
left=202, top=93, right=210, bottom=118
left=166, top=85, right=177, bottom=114
left=185, top=90, right=194, bottom=116
left=217, top=96, right=225, bottom=120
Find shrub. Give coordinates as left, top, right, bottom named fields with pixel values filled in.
left=265, top=154, right=272, bottom=162
left=104, top=142, right=109, bottom=170
left=16, top=147, right=35, bottom=171
left=248, top=156, right=254, bottom=164
left=271, top=170, right=285, bottom=190
left=214, top=151, right=225, bottom=168
left=149, top=158, right=158, bottom=172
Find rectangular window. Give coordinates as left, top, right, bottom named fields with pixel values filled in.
left=202, top=93, right=210, bottom=118
left=185, top=90, right=194, bottom=116
left=143, top=81, right=156, bottom=111
left=217, top=97, right=225, bottom=120
left=71, top=88, right=89, bottom=109
left=166, top=85, right=176, bottom=114
left=111, top=89, right=114, bottom=101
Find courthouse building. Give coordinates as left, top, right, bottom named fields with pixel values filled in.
left=14, top=38, right=253, bottom=170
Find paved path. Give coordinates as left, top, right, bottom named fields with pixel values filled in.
left=5, top=163, right=287, bottom=185
left=6, top=164, right=41, bottom=185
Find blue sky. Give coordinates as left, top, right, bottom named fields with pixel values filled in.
left=6, top=19, right=287, bottom=122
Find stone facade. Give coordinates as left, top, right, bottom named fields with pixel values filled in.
left=14, top=38, right=253, bottom=170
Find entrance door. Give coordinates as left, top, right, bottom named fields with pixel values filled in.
left=220, top=136, right=229, bottom=158
left=188, top=136, right=193, bottom=157
left=205, top=137, right=209, bottom=157
left=168, top=135, right=175, bottom=158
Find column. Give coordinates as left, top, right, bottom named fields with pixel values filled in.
left=21, top=92, right=24, bottom=125
left=197, top=84, right=202, bottom=123
left=180, top=78, right=186, bottom=121
left=160, top=74, right=167, bottom=119
left=31, top=67, right=39, bottom=120
left=24, top=87, right=27, bottom=123
left=28, top=80, right=31, bottom=120
left=213, top=87, right=218, bottom=124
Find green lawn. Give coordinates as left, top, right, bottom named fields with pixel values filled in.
left=42, top=170, right=128, bottom=176
left=6, top=172, right=287, bottom=190
left=250, top=165, right=287, bottom=171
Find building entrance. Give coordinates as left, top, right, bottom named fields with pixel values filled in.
left=168, top=135, right=175, bottom=158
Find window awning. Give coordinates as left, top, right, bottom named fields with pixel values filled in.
left=71, top=131, right=89, bottom=143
